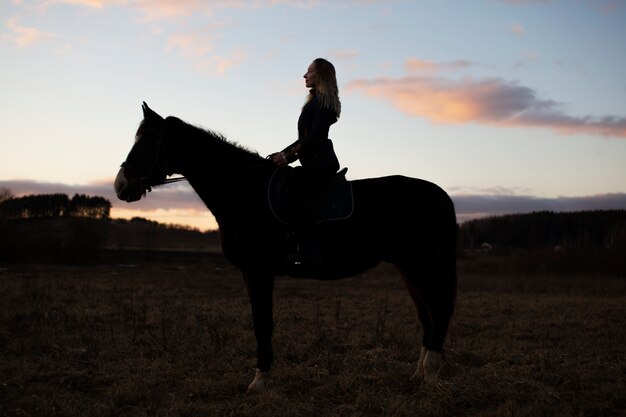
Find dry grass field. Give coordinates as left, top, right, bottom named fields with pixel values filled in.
left=1, top=254, right=625, bottom=417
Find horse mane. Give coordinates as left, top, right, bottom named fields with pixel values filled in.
left=181, top=119, right=265, bottom=164
left=136, top=116, right=267, bottom=165
left=200, top=125, right=262, bottom=159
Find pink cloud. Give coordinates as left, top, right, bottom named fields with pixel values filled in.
left=510, top=22, right=525, bottom=36
left=3, top=16, right=56, bottom=47
left=405, top=58, right=474, bottom=74
left=491, top=0, right=551, bottom=4
left=597, top=1, right=624, bottom=14
left=166, top=24, right=226, bottom=58
left=330, top=50, right=360, bottom=59
left=40, top=0, right=127, bottom=9
left=452, top=192, right=626, bottom=223
left=133, top=0, right=220, bottom=21
left=346, top=72, right=626, bottom=137
left=0, top=178, right=216, bottom=229
left=39, top=0, right=396, bottom=20
left=196, top=51, right=246, bottom=76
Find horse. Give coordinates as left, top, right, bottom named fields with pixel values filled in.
left=114, top=102, right=458, bottom=391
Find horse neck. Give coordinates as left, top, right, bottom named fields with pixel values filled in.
left=163, top=116, right=273, bottom=223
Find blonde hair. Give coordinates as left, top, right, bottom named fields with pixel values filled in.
left=306, top=58, right=341, bottom=118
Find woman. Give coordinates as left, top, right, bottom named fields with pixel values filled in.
left=270, top=58, right=342, bottom=225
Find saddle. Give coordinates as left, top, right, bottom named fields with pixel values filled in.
left=267, top=167, right=353, bottom=227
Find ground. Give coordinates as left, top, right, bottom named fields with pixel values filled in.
left=0, top=255, right=624, bottom=417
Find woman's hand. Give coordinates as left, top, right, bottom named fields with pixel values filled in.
left=270, top=152, right=288, bottom=167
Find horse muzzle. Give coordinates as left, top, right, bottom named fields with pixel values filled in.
left=115, top=167, right=145, bottom=202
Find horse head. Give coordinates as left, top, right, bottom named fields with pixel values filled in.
left=114, top=102, right=169, bottom=202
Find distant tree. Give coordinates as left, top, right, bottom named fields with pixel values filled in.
left=69, top=194, right=111, bottom=219
left=0, top=187, right=13, bottom=204
left=130, top=217, right=160, bottom=227
left=0, top=193, right=68, bottom=219
left=459, top=210, right=626, bottom=250
left=0, top=193, right=112, bottom=220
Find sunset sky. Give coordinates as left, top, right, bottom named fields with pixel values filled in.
left=1, top=0, right=625, bottom=231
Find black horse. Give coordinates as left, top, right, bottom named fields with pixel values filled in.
left=115, top=102, right=457, bottom=391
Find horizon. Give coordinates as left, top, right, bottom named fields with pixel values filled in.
left=2, top=179, right=626, bottom=231
left=1, top=1, right=625, bottom=231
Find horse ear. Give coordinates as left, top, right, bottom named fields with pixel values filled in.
left=141, top=101, right=164, bottom=121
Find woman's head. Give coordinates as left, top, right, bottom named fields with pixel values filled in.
left=304, top=58, right=341, bottom=117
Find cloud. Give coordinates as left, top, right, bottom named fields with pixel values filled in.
left=9, top=0, right=388, bottom=76
left=40, top=0, right=128, bottom=10
left=330, top=50, right=360, bottom=59
left=492, top=0, right=623, bottom=15
left=405, top=58, right=475, bottom=74
left=452, top=192, right=626, bottom=223
left=132, top=0, right=222, bottom=21
left=41, top=0, right=100, bottom=8
left=346, top=63, right=626, bottom=137
left=195, top=50, right=246, bottom=76
left=165, top=23, right=246, bottom=76
left=597, top=1, right=624, bottom=14
left=53, top=0, right=363, bottom=21
left=0, top=178, right=205, bottom=212
left=35, top=0, right=397, bottom=20
left=0, top=178, right=217, bottom=228
left=0, top=178, right=218, bottom=229
left=509, top=22, right=525, bottom=36
left=35, top=0, right=221, bottom=18
left=491, top=0, right=551, bottom=4
left=127, top=0, right=401, bottom=22
left=2, top=16, right=56, bottom=47
left=166, top=24, right=225, bottom=58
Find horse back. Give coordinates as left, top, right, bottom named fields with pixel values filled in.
left=343, top=175, right=456, bottom=262
left=351, top=175, right=455, bottom=223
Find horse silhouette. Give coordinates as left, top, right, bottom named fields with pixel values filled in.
left=115, top=102, right=457, bottom=391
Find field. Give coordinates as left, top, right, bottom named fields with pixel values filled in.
left=1, top=254, right=625, bottom=417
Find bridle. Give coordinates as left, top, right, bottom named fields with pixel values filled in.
left=121, top=126, right=274, bottom=193
left=121, top=127, right=186, bottom=193
left=120, top=160, right=187, bottom=192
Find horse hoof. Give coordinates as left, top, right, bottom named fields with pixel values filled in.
left=423, top=370, right=439, bottom=383
left=411, top=346, right=427, bottom=381
left=247, top=369, right=269, bottom=393
left=410, top=369, right=424, bottom=382
left=423, top=351, right=442, bottom=382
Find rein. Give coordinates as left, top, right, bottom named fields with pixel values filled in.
left=148, top=162, right=272, bottom=188
left=154, top=176, right=188, bottom=186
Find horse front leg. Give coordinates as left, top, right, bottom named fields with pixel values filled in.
left=243, top=272, right=274, bottom=392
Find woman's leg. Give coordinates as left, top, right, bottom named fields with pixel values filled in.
left=286, top=164, right=335, bottom=225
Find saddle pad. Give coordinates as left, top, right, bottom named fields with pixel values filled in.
left=320, top=181, right=353, bottom=223
left=267, top=168, right=354, bottom=225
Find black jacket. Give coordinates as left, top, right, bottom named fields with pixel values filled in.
left=282, top=91, right=339, bottom=172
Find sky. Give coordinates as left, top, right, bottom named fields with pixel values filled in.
left=1, top=0, right=625, bottom=231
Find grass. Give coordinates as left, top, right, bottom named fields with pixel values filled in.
left=0, top=255, right=625, bottom=416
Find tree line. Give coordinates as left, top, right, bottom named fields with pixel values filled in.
left=459, top=210, right=626, bottom=251
left=2, top=188, right=624, bottom=254
left=0, top=191, right=111, bottom=220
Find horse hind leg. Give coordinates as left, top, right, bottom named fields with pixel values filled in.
left=426, top=224, right=458, bottom=381
left=402, top=265, right=455, bottom=382
left=402, top=272, right=433, bottom=381
left=426, top=262, right=456, bottom=381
